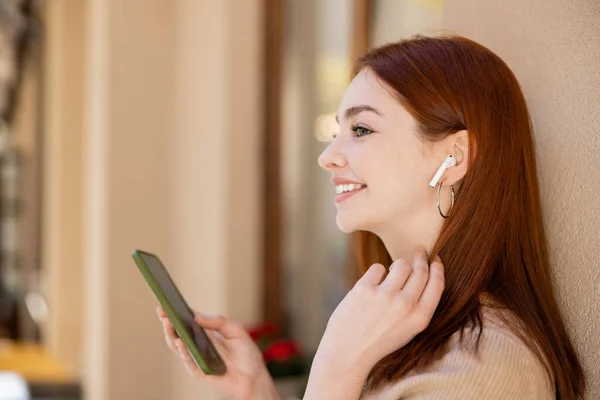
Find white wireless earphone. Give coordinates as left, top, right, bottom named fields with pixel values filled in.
left=429, top=154, right=457, bottom=188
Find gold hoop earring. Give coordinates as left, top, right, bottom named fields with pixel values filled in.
left=437, top=181, right=455, bottom=219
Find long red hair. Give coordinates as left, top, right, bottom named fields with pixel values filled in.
left=353, top=36, right=586, bottom=399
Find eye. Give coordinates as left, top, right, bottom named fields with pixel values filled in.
left=351, top=124, right=373, bottom=137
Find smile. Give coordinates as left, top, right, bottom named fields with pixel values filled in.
left=334, top=184, right=367, bottom=203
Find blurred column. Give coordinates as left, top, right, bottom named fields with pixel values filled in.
left=42, top=0, right=86, bottom=376
left=83, top=0, right=176, bottom=399
left=169, top=1, right=264, bottom=399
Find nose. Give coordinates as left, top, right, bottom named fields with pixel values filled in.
left=318, top=139, right=347, bottom=171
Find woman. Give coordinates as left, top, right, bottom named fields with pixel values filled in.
left=157, top=35, right=586, bottom=399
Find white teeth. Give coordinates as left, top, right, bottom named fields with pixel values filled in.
left=335, top=183, right=364, bottom=194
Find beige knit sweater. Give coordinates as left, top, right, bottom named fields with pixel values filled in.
left=360, top=299, right=556, bottom=400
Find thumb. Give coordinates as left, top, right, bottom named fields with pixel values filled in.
left=194, top=313, right=246, bottom=339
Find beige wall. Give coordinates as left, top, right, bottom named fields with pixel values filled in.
left=43, top=1, right=263, bottom=399
left=444, top=1, right=600, bottom=398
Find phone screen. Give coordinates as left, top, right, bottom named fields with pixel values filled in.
left=136, top=251, right=225, bottom=373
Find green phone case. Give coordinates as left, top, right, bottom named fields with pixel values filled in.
left=131, top=249, right=227, bottom=375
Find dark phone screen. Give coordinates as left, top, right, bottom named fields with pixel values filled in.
left=139, top=252, right=224, bottom=370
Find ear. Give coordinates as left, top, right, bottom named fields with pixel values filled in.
left=441, top=130, right=470, bottom=186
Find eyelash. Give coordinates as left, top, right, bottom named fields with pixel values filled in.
left=332, top=124, right=373, bottom=140
left=350, top=124, right=373, bottom=137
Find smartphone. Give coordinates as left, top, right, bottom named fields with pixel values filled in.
left=131, top=249, right=227, bottom=375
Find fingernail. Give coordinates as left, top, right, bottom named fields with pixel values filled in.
left=435, top=255, right=442, bottom=263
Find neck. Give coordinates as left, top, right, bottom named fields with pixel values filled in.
left=372, top=208, right=445, bottom=263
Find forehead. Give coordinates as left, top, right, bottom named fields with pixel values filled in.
left=337, top=68, right=420, bottom=140
left=338, top=68, right=397, bottom=117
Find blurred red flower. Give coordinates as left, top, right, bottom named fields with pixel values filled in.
left=248, top=322, right=280, bottom=341
left=262, top=340, right=302, bottom=362
left=246, top=322, right=307, bottom=378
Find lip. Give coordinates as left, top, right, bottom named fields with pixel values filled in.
left=331, top=177, right=365, bottom=185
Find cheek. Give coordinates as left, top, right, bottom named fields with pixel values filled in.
left=364, top=147, right=431, bottom=208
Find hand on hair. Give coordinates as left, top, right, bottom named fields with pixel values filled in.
left=304, top=246, right=444, bottom=398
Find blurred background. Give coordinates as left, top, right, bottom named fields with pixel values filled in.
left=0, top=0, right=598, bottom=399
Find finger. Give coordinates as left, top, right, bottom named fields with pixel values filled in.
left=199, top=327, right=229, bottom=357
left=161, top=317, right=178, bottom=352
left=205, top=328, right=226, bottom=347
left=355, top=263, right=387, bottom=287
left=175, top=338, right=203, bottom=377
left=379, top=258, right=412, bottom=294
left=175, top=339, right=222, bottom=384
left=417, top=256, right=445, bottom=314
left=399, top=247, right=431, bottom=301
left=194, top=313, right=246, bottom=339
left=156, top=306, right=167, bottom=319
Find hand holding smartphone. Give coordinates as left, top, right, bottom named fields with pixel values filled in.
left=131, top=249, right=227, bottom=375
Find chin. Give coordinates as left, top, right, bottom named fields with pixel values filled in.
left=335, top=211, right=365, bottom=234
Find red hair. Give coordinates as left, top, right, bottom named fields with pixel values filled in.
left=353, top=35, right=585, bottom=399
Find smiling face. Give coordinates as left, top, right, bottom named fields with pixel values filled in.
left=318, top=68, right=440, bottom=234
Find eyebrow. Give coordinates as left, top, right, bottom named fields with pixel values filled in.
left=335, top=105, right=383, bottom=124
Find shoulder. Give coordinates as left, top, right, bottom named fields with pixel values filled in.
left=437, top=313, right=555, bottom=399
left=363, top=307, right=555, bottom=400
